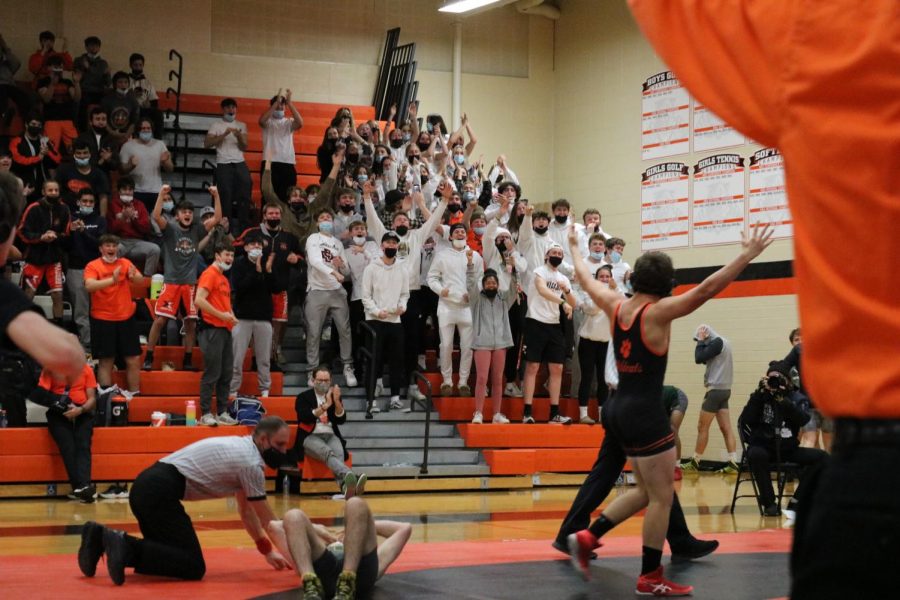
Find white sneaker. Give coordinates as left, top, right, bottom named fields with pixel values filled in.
left=522, top=415, right=535, bottom=424
left=217, top=412, right=239, bottom=426
left=199, top=413, right=218, bottom=426
left=492, top=413, right=510, bottom=424
left=374, top=380, right=384, bottom=397
left=505, top=383, right=523, bottom=397
left=389, top=397, right=404, bottom=410
left=550, top=414, right=573, bottom=425
left=472, top=411, right=483, bottom=424
left=260, top=390, right=269, bottom=398
left=343, top=365, right=358, bottom=387
left=783, top=508, right=797, bottom=525
left=369, top=401, right=381, bottom=413
left=408, top=385, right=426, bottom=401
left=322, top=328, right=332, bottom=342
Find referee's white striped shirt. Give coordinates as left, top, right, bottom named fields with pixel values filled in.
left=161, top=435, right=267, bottom=501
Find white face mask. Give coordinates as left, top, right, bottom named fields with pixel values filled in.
left=119, top=194, right=133, bottom=203
left=247, top=248, right=263, bottom=260
left=452, top=239, right=467, bottom=250
left=352, top=236, right=366, bottom=246
left=101, top=254, right=117, bottom=264
left=217, top=261, right=232, bottom=272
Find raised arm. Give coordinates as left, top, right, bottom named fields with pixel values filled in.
left=285, top=89, right=302, bottom=131
left=651, top=223, right=773, bottom=323
left=374, top=520, right=413, bottom=580
left=566, top=224, right=621, bottom=316
left=151, top=184, right=170, bottom=230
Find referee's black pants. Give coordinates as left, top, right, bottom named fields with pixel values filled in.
left=124, top=462, right=206, bottom=580
left=554, top=429, right=694, bottom=549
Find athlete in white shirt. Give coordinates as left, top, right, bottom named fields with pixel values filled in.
left=258, top=88, right=303, bottom=202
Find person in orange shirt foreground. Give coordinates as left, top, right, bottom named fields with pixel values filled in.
left=37, top=363, right=97, bottom=503
left=84, top=234, right=143, bottom=394
left=194, top=242, right=238, bottom=426
left=627, top=1, right=900, bottom=598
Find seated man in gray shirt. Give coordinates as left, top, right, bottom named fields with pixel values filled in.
left=77, top=416, right=293, bottom=586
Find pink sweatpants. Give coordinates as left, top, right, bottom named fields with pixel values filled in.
left=474, top=348, right=507, bottom=415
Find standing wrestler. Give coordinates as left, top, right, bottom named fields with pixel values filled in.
left=565, top=223, right=772, bottom=595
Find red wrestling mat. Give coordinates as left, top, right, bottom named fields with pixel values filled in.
left=2, top=530, right=792, bottom=598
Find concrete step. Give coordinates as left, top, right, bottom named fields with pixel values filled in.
left=340, top=422, right=455, bottom=437
left=349, top=437, right=465, bottom=450
left=353, top=464, right=491, bottom=478
left=349, top=448, right=482, bottom=467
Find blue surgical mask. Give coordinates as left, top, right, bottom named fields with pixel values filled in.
left=139, top=131, right=153, bottom=142
left=590, top=251, right=605, bottom=261
left=75, top=157, right=91, bottom=167
left=162, top=201, right=175, bottom=212
left=462, top=191, right=475, bottom=202
left=223, top=113, right=235, bottom=122
left=357, top=174, right=369, bottom=183
left=78, top=206, right=93, bottom=216
left=273, top=110, right=285, bottom=119
left=454, top=154, right=465, bottom=165
left=610, top=251, right=622, bottom=263
left=402, top=133, right=411, bottom=143
left=473, top=226, right=485, bottom=236
left=247, top=248, right=263, bottom=260
left=319, top=221, right=334, bottom=234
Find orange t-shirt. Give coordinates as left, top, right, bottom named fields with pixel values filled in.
left=197, top=264, right=233, bottom=330
left=84, top=257, right=137, bottom=321
left=38, top=364, right=97, bottom=406
left=629, top=0, right=900, bottom=418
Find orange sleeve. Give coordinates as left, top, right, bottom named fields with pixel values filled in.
left=197, top=268, right=213, bottom=293
left=628, top=0, right=798, bottom=148
left=9, top=137, right=43, bottom=166
left=84, top=261, right=100, bottom=281
left=83, top=365, right=97, bottom=390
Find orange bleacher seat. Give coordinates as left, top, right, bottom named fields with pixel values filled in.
left=456, top=424, right=605, bottom=448
left=483, top=448, right=603, bottom=475
left=301, top=454, right=352, bottom=481
left=136, top=346, right=253, bottom=371
left=112, top=370, right=283, bottom=395
left=433, top=396, right=591, bottom=423
left=159, top=93, right=375, bottom=122
left=128, top=396, right=296, bottom=422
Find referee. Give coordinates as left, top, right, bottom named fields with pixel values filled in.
left=78, top=416, right=293, bottom=585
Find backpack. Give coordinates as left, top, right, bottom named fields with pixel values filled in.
left=95, top=385, right=130, bottom=427
left=229, top=395, right=266, bottom=425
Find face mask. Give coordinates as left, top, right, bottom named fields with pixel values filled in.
left=247, top=248, right=263, bottom=260
left=394, top=225, right=408, bottom=237
left=217, top=261, right=232, bottom=272
left=117, top=88, right=128, bottom=96
left=462, top=191, right=475, bottom=203
left=75, top=157, right=91, bottom=167
left=319, top=221, right=334, bottom=234
left=51, top=67, right=63, bottom=73
left=383, top=247, right=398, bottom=258
left=92, top=125, right=106, bottom=134
left=454, top=154, right=465, bottom=165
left=408, top=155, right=418, bottom=164
left=78, top=206, right=93, bottom=216
left=554, top=214, right=568, bottom=224
left=340, top=204, right=354, bottom=213
left=119, top=194, right=133, bottom=203
left=273, top=110, right=285, bottom=119
left=374, top=154, right=385, bottom=164
left=46, top=194, right=60, bottom=203
left=590, top=251, right=605, bottom=261
left=139, top=131, right=153, bottom=142
left=548, top=256, right=563, bottom=267
left=610, top=251, right=622, bottom=263
left=390, top=139, right=403, bottom=149
left=87, top=52, right=100, bottom=59
left=356, top=174, right=368, bottom=184
left=473, top=226, right=485, bottom=236
left=420, top=174, right=428, bottom=185
left=417, top=142, right=430, bottom=152
left=102, top=254, right=117, bottom=264
left=265, top=218, right=280, bottom=230
left=452, top=239, right=467, bottom=250
left=534, top=226, right=548, bottom=235
left=162, top=201, right=174, bottom=212
left=496, top=240, right=508, bottom=253
left=223, top=113, right=235, bottom=122
left=482, top=288, right=498, bottom=299
left=313, top=382, right=330, bottom=395
left=307, top=194, right=317, bottom=203
left=131, top=69, right=143, bottom=76
left=27, top=125, right=42, bottom=137
left=426, top=122, right=434, bottom=133
left=448, top=203, right=461, bottom=213
left=402, top=133, right=411, bottom=143
left=347, top=152, right=359, bottom=163
left=352, top=235, right=366, bottom=245
left=261, top=447, right=287, bottom=470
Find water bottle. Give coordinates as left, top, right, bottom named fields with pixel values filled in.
left=0, top=405, right=7, bottom=428
left=282, top=474, right=290, bottom=496
left=150, top=273, right=165, bottom=299
left=46, top=483, right=57, bottom=496
left=185, top=400, right=196, bottom=426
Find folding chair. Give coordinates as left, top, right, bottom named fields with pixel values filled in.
left=730, top=416, right=800, bottom=515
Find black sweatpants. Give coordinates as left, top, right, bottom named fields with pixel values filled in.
left=125, top=462, right=206, bottom=580
left=746, top=443, right=826, bottom=508
left=577, top=338, right=609, bottom=408
left=215, top=162, right=253, bottom=234
left=268, top=161, right=297, bottom=203
left=401, top=289, right=427, bottom=379
left=46, top=409, right=94, bottom=489
left=555, top=426, right=694, bottom=549
left=504, top=294, right=527, bottom=382
left=370, top=320, right=405, bottom=397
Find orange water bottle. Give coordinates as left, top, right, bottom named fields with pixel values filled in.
left=186, top=400, right=196, bottom=426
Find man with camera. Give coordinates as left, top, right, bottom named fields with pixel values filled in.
left=739, top=361, right=827, bottom=519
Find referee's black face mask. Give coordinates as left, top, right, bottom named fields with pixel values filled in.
left=261, top=436, right=289, bottom=469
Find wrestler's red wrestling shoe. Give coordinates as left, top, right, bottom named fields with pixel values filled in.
left=636, top=566, right=693, bottom=596
left=567, top=529, right=601, bottom=580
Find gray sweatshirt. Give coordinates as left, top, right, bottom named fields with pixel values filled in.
left=694, top=324, right=733, bottom=390
left=466, top=264, right=517, bottom=350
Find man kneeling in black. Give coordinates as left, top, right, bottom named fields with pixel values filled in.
left=740, top=360, right=827, bottom=519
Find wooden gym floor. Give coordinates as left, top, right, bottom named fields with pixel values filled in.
left=0, top=472, right=794, bottom=599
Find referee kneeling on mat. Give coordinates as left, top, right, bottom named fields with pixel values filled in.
left=77, top=416, right=293, bottom=585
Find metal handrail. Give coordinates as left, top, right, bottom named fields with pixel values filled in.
left=166, top=49, right=187, bottom=198
left=357, top=321, right=378, bottom=419
left=201, top=159, right=217, bottom=185
left=409, top=370, right=433, bottom=475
